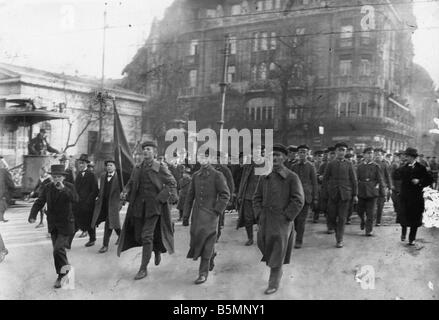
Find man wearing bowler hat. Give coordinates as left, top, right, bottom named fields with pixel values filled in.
left=91, top=159, right=122, bottom=253
left=322, top=142, right=358, bottom=247
left=253, top=143, right=304, bottom=294
left=68, top=154, right=99, bottom=248
left=290, top=144, right=318, bottom=248
left=118, top=140, right=178, bottom=280
left=28, top=164, right=79, bottom=288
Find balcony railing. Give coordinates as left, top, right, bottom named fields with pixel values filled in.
left=178, top=87, right=200, bottom=97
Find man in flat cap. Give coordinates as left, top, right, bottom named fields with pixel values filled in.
left=284, top=145, right=298, bottom=170
left=118, top=140, right=178, bottom=280
left=373, top=148, right=393, bottom=226
left=322, top=142, right=358, bottom=247
left=253, top=143, right=304, bottom=294
left=183, top=148, right=230, bottom=284
left=68, top=154, right=99, bottom=248
left=91, top=159, right=122, bottom=253
left=290, top=144, right=318, bottom=248
left=356, top=147, right=385, bottom=236
left=316, top=147, right=336, bottom=231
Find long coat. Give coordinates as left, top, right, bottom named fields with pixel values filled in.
left=117, top=160, right=177, bottom=257
left=236, top=164, right=258, bottom=229
left=91, top=172, right=122, bottom=230
left=177, top=175, right=192, bottom=212
left=399, top=162, right=433, bottom=227
left=29, top=182, right=79, bottom=235
left=183, top=165, right=230, bottom=260
left=73, top=170, right=99, bottom=230
left=0, top=168, right=15, bottom=214
left=253, top=167, right=305, bottom=268
left=322, top=159, right=358, bottom=201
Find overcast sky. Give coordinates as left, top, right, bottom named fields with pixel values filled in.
left=0, top=0, right=438, bottom=87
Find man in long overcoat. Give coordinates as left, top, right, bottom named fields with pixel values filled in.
left=117, top=141, right=178, bottom=280
left=290, top=144, right=318, bottom=248
left=398, top=147, right=433, bottom=245
left=322, top=142, right=358, bottom=248
left=356, top=147, right=385, bottom=236
left=28, top=164, right=79, bottom=288
left=177, top=166, right=192, bottom=221
left=0, top=157, right=15, bottom=223
left=68, top=154, right=99, bottom=248
left=91, top=159, right=122, bottom=253
left=253, top=144, right=305, bottom=295
left=183, top=150, right=230, bottom=285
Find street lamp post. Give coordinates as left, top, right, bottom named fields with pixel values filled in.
left=218, top=35, right=230, bottom=155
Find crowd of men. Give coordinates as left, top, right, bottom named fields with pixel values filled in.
left=0, top=140, right=436, bottom=295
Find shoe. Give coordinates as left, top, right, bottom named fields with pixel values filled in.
left=245, top=239, right=254, bottom=246
left=327, top=229, right=335, bottom=234
left=360, top=221, right=365, bottom=230
left=346, top=220, right=351, bottom=225
left=294, top=242, right=302, bottom=249
left=376, top=223, right=381, bottom=227
left=0, top=219, right=9, bottom=223
left=98, top=246, right=108, bottom=253
left=115, top=237, right=120, bottom=246
left=194, top=275, right=207, bottom=285
left=134, top=269, right=147, bottom=280
left=79, top=231, right=88, bottom=238
left=365, top=232, right=373, bottom=237
left=209, top=252, right=217, bottom=271
left=154, top=252, right=161, bottom=266
left=401, top=236, right=406, bottom=242
left=0, top=250, right=7, bottom=263
left=264, top=287, right=278, bottom=295
left=336, top=242, right=344, bottom=248
left=85, top=241, right=95, bottom=247
left=54, top=276, right=62, bottom=289
left=408, top=241, right=416, bottom=246
left=35, top=222, right=44, bottom=228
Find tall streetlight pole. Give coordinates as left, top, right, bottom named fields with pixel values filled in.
left=218, top=35, right=230, bottom=155
left=97, top=3, right=108, bottom=148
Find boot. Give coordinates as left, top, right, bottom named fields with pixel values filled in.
left=245, top=226, right=254, bottom=246
left=135, top=245, right=151, bottom=280
left=154, top=251, right=161, bottom=266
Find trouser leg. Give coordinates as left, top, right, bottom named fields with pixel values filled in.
left=365, top=198, right=377, bottom=234
left=0, top=233, right=6, bottom=252
left=294, top=204, right=309, bottom=244
left=245, top=226, right=253, bottom=241
left=376, top=196, right=385, bottom=224
left=67, top=227, right=78, bottom=248
left=243, top=200, right=255, bottom=240
left=103, top=220, right=112, bottom=247
left=268, top=266, right=283, bottom=289
left=409, top=227, right=418, bottom=242
left=401, top=226, right=407, bottom=239
left=140, top=215, right=160, bottom=270
left=335, top=199, right=349, bottom=243
left=0, top=199, right=6, bottom=221
left=347, top=200, right=354, bottom=221
left=88, top=227, right=96, bottom=242
left=357, top=198, right=366, bottom=226
left=51, top=232, right=69, bottom=275
left=327, top=198, right=337, bottom=233
left=199, top=258, right=210, bottom=277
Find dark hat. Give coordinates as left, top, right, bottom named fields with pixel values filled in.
left=334, top=142, right=348, bottom=149
left=141, top=140, right=158, bottom=149
left=314, top=150, right=324, bottom=156
left=273, top=143, right=288, bottom=155
left=404, top=147, right=418, bottom=158
left=363, top=147, right=374, bottom=153
left=357, top=154, right=364, bottom=159
left=297, top=144, right=310, bottom=150
left=328, top=146, right=336, bottom=152
left=373, top=148, right=384, bottom=153
left=433, top=156, right=437, bottom=159
left=77, top=154, right=90, bottom=163
left=48, top=164, right=67, bottom=176
left=345, top=154, right=353, bottom=159
left=39, top=128, right=46, bottom=134
left=104, top=159, right=116, bottom=166
left=287, top=145, right=298, bottom=152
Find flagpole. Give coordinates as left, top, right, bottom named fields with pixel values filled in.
left=113, top=99, right=124, bottom=188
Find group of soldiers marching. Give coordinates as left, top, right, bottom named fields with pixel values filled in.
left=21, top=139, right=434, bottom=295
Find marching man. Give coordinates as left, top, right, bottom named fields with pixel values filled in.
left=253, top=143, right=304, bottom=294
left=28, top=164, right=79, bottom=288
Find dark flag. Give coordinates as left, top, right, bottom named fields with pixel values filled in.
left=113, top=100, right=134, bottom=187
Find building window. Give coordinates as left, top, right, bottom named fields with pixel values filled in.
left=265, top=0, right=273, bottom=10
left=339, top=59, right=352, bottom=76
left=274, top=0, right=282, bottom=9
left=229, top=36, right=237, bottom=54
left=294, top=63, right=303, bottom=79
left=253, top=32, right=259, bottom=51
left=337, top=92, right=350, bottom=117
left=189, top=69, right=197, bottom=87
left=361, top=30, right=370, bottom=44
left=190, top=39, right=199, bottom=55
left=360, top=59, right=371, bottom=76
left=206, top=9, right=217, bottom=18
left=256, top=1, right=264, bottom=11
left=231, top=4, right=241, bottom=15
left=340, top=25, right=353, bottom=47
left=251, top=65, right=258, bottom=81
left=227, top=65, right=236, bottom=83
left=294, top=27, right=305, bottom=47
left=259, top=63, right=267, bottom=80
left=288, top=108, right=297, bottom=120
left=260, top=32, right=268, bottom=50
left=270, top=32, right=277, bottom=49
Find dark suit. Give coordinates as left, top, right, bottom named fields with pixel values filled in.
left=29, top=182, right=79, bottom=275
left=322, top=159, right=358, bottom=243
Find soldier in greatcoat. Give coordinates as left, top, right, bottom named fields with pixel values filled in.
left=290, top=144, right=318, bottom=248
left=374, top=148, right=394, bottom=226
left=284, top=145, right=298, bottom=170
left=68, top=154, right=99, bottom=248
left=253, top=144, right=304, bottom=294
left=28, top=165, right=79, bottom=288
left=177, top=166, right=192, bottom=221
left=91, top=159, right=122, bottom=253
left=183, top=149, right=230, bottom=284
left=118, top=141, right=178, bottom=280
left=322, top=142, right=358, bottom=248
left=356, top=147, right=385, bottom=236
